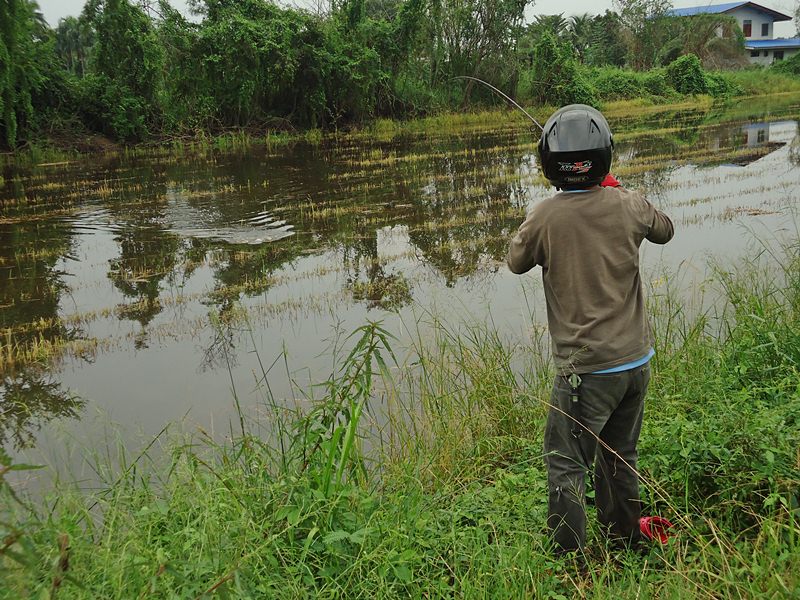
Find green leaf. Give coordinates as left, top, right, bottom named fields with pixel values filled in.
left=322, top=530, right=351, bottom=545
left=349, top=527, right=369, bottom=544
left=393, top=564, right=412, bottom=582
left=6, top=464, right=45, bottom=472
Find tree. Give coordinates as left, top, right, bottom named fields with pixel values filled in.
left=0, top=0, right=59, bottom=147
left=665, top=52, right=707, bottom=94
left=531, top=13, right=569, bottom=38
left=584, top=11, right=627, bottom=67
left=425, top=0, right=530, bottom=96
left=81, top=0, right=163, bottom=140
left=613, top=0, right=673, bottom=69
left=795, top=1, right=800, bottom=37
left=569, top=13, right=593, bottom=62
left=0, top=0, right=19, bottom=145
left=55, top=16, right=95, bottom=77
left=521, top=30, right=596, bottom=106
left=657, top=14, right=745, bottom=69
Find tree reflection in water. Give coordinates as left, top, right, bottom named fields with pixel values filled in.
left=0, top=371, right=84, bottom=450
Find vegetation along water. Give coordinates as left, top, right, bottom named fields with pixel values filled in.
left=2, top=0, right=800, bottom=597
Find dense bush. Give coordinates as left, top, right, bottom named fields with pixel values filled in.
left=0, top=0, right=796, bottom=148
left=589, top=67, right=647, bottom=100
left=704, top=71, right=742, bottom=98
left=587, top=67, right=678, bottom=101
left=665, top=53, right=708, bottom=95
left=772, top=52, right=800, bottom=77
left=520, top=31, right=597, bottom=107
left=641, top=69, right=675, bottom=98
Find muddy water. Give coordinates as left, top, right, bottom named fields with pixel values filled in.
left=2, top=95, right=799, bottom=466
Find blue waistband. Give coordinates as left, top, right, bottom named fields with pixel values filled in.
left=592, top=348, right=655, bottom=374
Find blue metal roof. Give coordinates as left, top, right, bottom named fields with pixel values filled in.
left=668, top=2, right=747, bottom=16
left=667, top=2, right=792, bottom=20
left=745, top=38, right=800, bottom=48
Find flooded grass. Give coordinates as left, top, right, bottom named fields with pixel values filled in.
left=0, top=92, right=798, bottom=442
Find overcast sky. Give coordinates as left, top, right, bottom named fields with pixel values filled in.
left=37, top=0, right=798, bottom=37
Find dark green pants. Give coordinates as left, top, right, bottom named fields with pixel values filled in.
left=543, top=363, right=651, bottom=553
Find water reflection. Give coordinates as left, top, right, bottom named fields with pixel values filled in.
left=0, top=371, right=85, bottom=450
left=1, top=94, right=799, bottom=452
left=343, top=229, right=413, bottom=310
left=0, top=220, right=81, bottom=365
left=108, top=227, right=181, bottom=332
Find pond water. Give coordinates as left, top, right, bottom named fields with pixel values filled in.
left=2, top=95, right=800, bottom=474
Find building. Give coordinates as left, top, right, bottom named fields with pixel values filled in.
left=744, top=38, right=800, bottom=65
left=667, top=2, right=799, bottom=64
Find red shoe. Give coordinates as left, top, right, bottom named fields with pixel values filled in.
left=639, top=516, right=674, bottom=544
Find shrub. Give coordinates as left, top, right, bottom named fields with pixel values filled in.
left=584, top=67, right=678, bottom=102
left=590, top=68, right=646, bottom=101
left=704, top=72, right=742, bottom=98
left=665, top=53, right=708, bottom=95
left=641, top=69, right=675, bottom=98
left=77, top=74, right=149, bottom=141
left=521, top=31, right=597, bottom=107
left=771, top=52, right=800, bottom=76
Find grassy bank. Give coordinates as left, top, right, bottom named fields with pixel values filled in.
left=2, top=230, right=799, bottom=597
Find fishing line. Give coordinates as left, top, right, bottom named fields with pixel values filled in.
left=452, top=75, right=544, bottom=133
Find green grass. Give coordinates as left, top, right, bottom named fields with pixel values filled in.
left=725, top=68, right=800, bottom=95
left=2, top=237, right=799, bottom=598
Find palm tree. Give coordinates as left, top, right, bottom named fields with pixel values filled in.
left=531, top=13, right=568, bottom=38
left=55, top=16, right=95, bottom=76
left=568, top=13, right=593, bottom=62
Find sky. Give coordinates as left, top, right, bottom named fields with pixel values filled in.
left=37, top=0, right=798, bottom=37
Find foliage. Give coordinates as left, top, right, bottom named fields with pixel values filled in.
left=613, top=0, right=673, bottom=69
left=54, top=16, right=94, bottom=77
left=772, top=51, right=800, bottom=77
left=656, top=14, right=746, bottom=69
left=0, top=0, right=66, bottom=147
left=582, top=11, right=627, bottom=68
left=704, top=71, right=741, bottom=98
left=0, top=0, right=790, bottom=149
left=520, top=11, right=627, bottom=69
left=520, top=30, right=597, bottom=107
left=584, top=66, right=688, bottom=102
left=665, top=53, right=708, bottom=95
left=424, top=0, right=530, bottom=106
left=78, top=0, right=163, bottom=141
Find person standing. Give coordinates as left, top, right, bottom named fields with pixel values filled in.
left=506, top=104, right=674, bottom=554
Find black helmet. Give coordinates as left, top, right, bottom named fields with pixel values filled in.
left=538, top=104, right=613, bottom=189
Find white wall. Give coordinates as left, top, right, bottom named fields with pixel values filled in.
left=747, top=46, right=800, bottom=65
left=728, top=6, right=778, bottom=39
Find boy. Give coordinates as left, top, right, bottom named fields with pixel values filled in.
left=507, top=104, right=674, bottom=553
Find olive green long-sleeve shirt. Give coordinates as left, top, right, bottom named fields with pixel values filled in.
left=507, top=185, right=674, bottom=374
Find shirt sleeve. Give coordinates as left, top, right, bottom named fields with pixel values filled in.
left=506, top=211, right=541, bottom=274
left=637, top=194, right=674, bottom=245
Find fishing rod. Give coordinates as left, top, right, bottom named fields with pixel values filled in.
left=452, top=75, right=544, bottom=133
